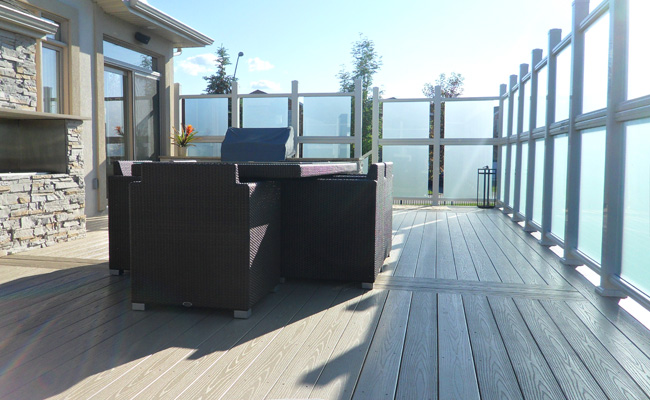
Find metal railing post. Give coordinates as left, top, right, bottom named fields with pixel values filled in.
left=524, top=50, right=543, bottom=231
left=173, top=83, right=181, bottom=157
left=372, top=87, right=379, bottom=164
left=562, top=0, right=589, bottom=266
left=433, top=85, right=442, bottom=206
left=502, top=74, right=517, bottom=214
left=354, top=78, right=363, bottom=158
left=291, top=80, right=300, bottom=156
left=597, top=0, right=629, bottom=297
left=513, top=64, right=529, bottom=222
left=497, top=83, right=507, bottom=206
left=539, top=29, right=563, bottom=246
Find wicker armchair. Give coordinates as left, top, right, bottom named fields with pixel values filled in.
left=280, top=163, right=392, bottom=288
left=108, top=161, right=149, bottom=275
left=129, top=163, right=282, bottom=318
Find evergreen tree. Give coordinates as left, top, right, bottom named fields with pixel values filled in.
left=204, top=45, right=235, bottom=94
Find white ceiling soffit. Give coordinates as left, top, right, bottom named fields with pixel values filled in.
left=94, top=0, right=213, bottom=48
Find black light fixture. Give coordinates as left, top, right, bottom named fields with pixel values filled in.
left=135, top=32, right=151, bottom=45
left=233, top=51, right=244, bottom=80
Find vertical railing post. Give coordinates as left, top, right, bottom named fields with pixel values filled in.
left=524, top=49, right=543, bottom=231
left=503, top=74, right=517, bottom=214
left=291, top=80, right=300, bottom=157
left=497, top=83, right=507, bottom=206
left=433, top=85, right=442, bottom=206
left=354, top=78, right=363, bottom=159
left=539, top=28, right=563, bottom=246
left=513, top=64, right=529, bottom=222
left=597, top=0, right=628, bottom=297
left=372, top=87, right=379, bottom=164
left=173, top=83, right=181, bottom=157
left=562, top=0, right=589, bottom=266
left=231, top=81, right=240, bottom=128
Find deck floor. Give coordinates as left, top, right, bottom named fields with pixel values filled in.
left=1, top=208, right=650, bottom=399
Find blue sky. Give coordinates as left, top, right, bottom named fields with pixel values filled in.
left=150, top=0, right=580, bottom=98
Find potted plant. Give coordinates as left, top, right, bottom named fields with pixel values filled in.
left=171, top=124, right=198, bottom=157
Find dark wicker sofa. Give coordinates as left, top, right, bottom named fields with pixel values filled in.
left=280, top=162, right=393, bottom=288
left=128, top=163, right=282, bottom=318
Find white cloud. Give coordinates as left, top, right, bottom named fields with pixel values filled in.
left=177, top=53, right=217, bottom=76
left=250, top=80, right=282, bottom=92
left=248, top=57, right=274, bottom=72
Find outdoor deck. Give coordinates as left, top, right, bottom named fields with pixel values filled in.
left=1, top=208, right=650, bottom=399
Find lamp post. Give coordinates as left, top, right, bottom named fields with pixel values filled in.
left=233, top=51, right=244, bottom=81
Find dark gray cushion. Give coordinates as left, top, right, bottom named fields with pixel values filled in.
left=221, top=127, right=295, bottom=162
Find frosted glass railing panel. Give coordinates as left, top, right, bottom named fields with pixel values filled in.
left=500, top=147, right=506, bottom=201
left=503, top=96, right=510, bottom=137
left=555, top=46, right=572, bottom=122
left=628, top=0, right=650, bottom=100
left=302, top=144, right=350, bottom=158
left=382, top=145, right=430, bottom=197
left=303, top=97, right=351, bottom=136
left=444, top=101, right=497, bottom=138
left=188, top=143, right=221, bottom=157
left=621, top=119, right=650, bottom=295
left=509, top=144, right=516, bottom=207
left=443, top=145, right=493, bottom=199
left=184, top=98, right=229, bottom=136
left=522, top=81, right=530, bottom=132
left=242, top=97, right=289, bottom=128
left=551, top=134, right=568, bottom=240
left=512, top=89, right=519, bottom=135
left=519, top=142, right=528, bottom=215
left=532, top=139, right=545, bottom=224
left=577, top=127, right=606, bottom=263
left=536, top=66, right=548, bottom=129
left=583, top=13, right=609, bottom=114
left=382, top=102, right=430, bottom=139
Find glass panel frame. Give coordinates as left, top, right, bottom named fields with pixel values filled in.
left=627, top=0, right=650, bottom=100
left=536, top=66, right=548, bottom=129
left=302, top=144, right=351, bottom=158
left=582, top=13, right=610, bottom=114
left=444, top=100, right=498, bottom=139
left=382, top=102, right=430, bottom=139
left=183, top=98, right=229, bottom=137
left=522, top=81, right=530, bottom=133
left=551, top=134, right=568, bottom=240
left=382, top=145, right=430, bottom=198
left=103, top=40, right=156, bottom=72
left=443, top=145, right=493, bottom=199
left=519, top=142, right=528, bottom=215
left=532, top=139, right=545, bottom=224
left=302, top=97, right=352, bottom=137
left=242, top=97, right=289, bottom=128
left=41, top=45, right=61, bottom=114
left=555, top=46, right=572, bottom=122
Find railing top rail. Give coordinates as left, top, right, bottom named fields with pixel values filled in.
left=380, top=96, right=500, bottom=103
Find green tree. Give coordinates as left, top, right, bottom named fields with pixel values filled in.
left=204, top=45, right=235, bottom=94
left=422, top=72, right=465, bottom=98
left=337, top=34, right=383, bottom=156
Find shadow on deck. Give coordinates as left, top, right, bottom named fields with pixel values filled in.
left=0, top=208, right=649, bottom=399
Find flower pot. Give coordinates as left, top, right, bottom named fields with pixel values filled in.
left=177, top=146, right=188, bottom=157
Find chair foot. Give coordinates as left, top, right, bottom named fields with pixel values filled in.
left=361, top=282, right=374, bottom=290
left=109, top=269, right=123, bottom=276
left=234, top=309, right=252, bottom=319
left=132, top=303, right=146, bottom=311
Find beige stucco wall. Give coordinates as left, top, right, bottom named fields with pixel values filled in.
left=21, top=0, right=177, bottom=215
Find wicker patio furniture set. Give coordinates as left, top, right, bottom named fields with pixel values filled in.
left=108, top=160, right=393, bottom=318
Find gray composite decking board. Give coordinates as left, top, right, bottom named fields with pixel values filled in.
left=540, top=299, right=650, bottom=400
left=456, top=212, right=502, bottom=282
left=374, top=275, right=583, bottom=301
left=148, top=283, right=318, bottom=399
left=67, top=283, right=301, bottom=400
left=218, top=284, right=347, bottom=400
left=484, top=210, right=650, bottom=358
left=308, top=289, right=389, bottom=400
left=383, top=211, right=417, bottom=276
left=0, top=265, right=91, bottom=299
left=0, top=255, right=107, bottom=269
left=414, top=211, right=437, bottom=279
left=447, top=212, right=480, bottom=281
left=463, top=294, right=524, bottom=400
left=565, top=300, right=650, bottom=397
left=392, top=208, right=408, bottom=233
left=437, top=292, right=480, bottom=400
left=65, top=312, right=233, bottom=400
left=488, top=296, right=566, bottom=399
left=436, top=212, right=457, bottom=279
left=0, top=306, right=181, bottom=399
left=466, top=212, right=525, bottom=284
left=513, top=298, right=609, bottom=400
left=393, top=211, right=426, bottom=278
left=352, top=290, right=412, bottom=400
left=0, top=265, right=48, bottom=284
left=264, top=286, right=368, bottom=400
left=0, top=282, right=130, bottom=361
left=0, top=268, right=110, bottom=317
left=395, top=291, right=437, bottom=400
left=0, top=274, right=127, bottom=334
left=475, top=213, right=558, bottom=286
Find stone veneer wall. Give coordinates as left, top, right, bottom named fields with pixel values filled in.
left=0, top=21, right=86, bottom=256
left=0, top=27, right=37, bottom=110
left=0, top=121, right=86, bottom=256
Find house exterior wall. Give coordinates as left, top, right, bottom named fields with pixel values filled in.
left=0, top=29, right=37, bottom=110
